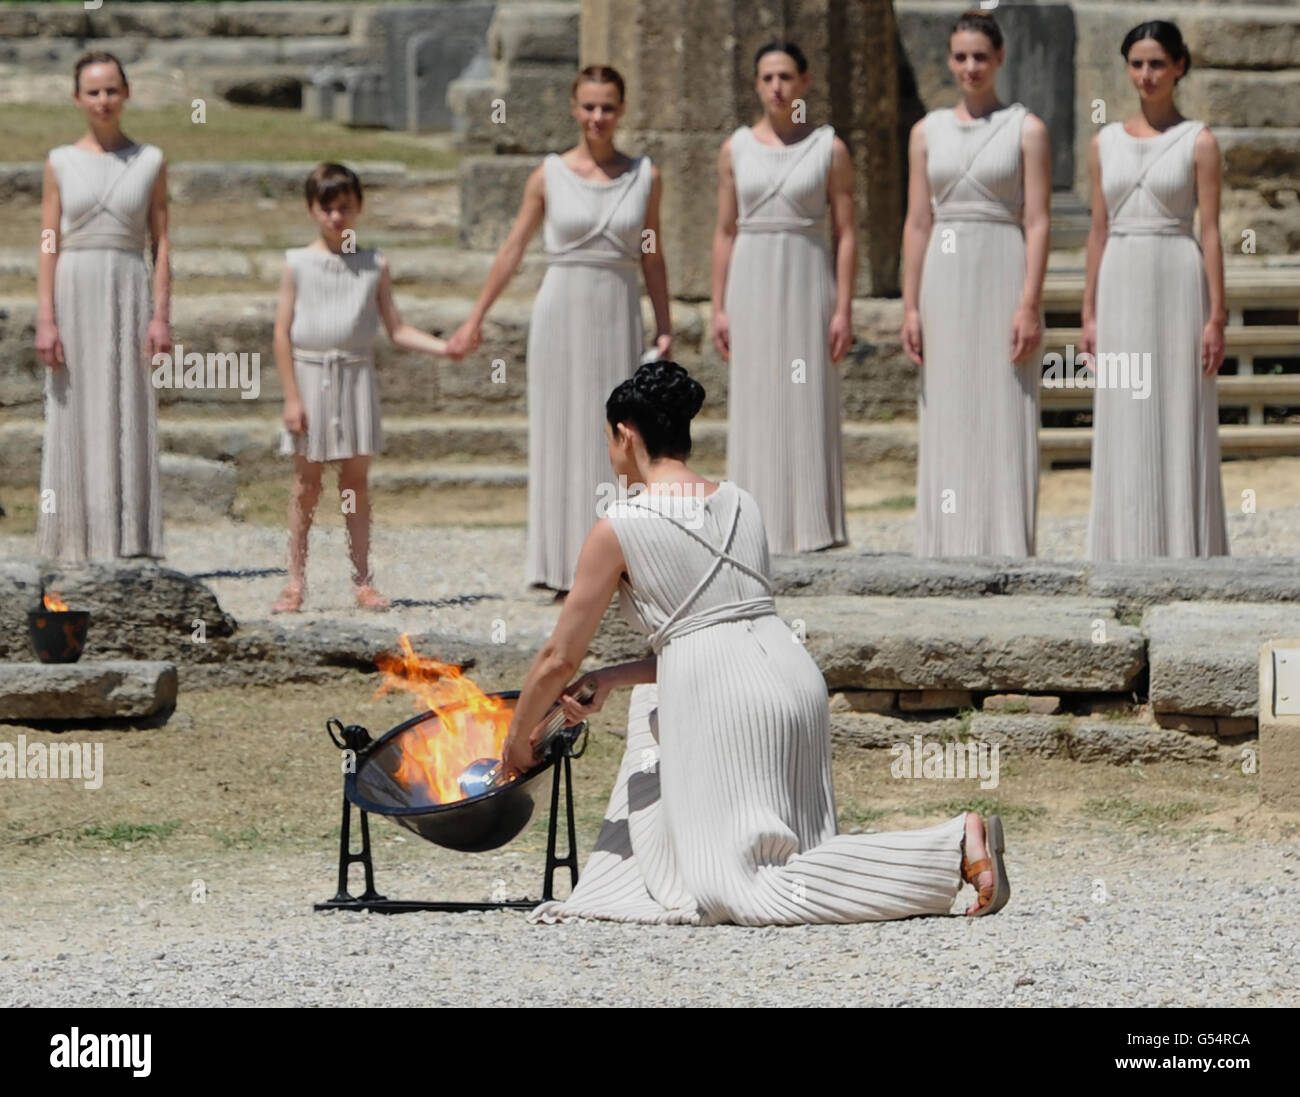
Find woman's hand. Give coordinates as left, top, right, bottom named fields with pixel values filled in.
left=500, top=729, right=539, bottom=780
left=1009, top=304, right=1042, bottom=366
left=1079, top=316, right=1097, bottom=360
left=559, top=670, right=612, bottom=724
left=1202, top=318, right=1226, bottom=377
left=446, top=318, right=481, bottom=359
left=146, top=317, right=173, bottom=360
left=653, top=332, right=672, bottom=360
left=282, top=397, right=307, bottom=435
left=35, top=319, right=65, bottom=369
left=711, top=309, right=730, bottom=361
left=829, top=309, right=852, bottom=363
left=901, top=308, right=923, bottom=367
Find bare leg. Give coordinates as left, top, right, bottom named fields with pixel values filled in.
left=275, top=455, right=323, bottom=612
left=339, top=455, right=388, bottom=609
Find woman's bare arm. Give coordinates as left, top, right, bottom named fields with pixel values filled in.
left=145, top=160, right=172, bottom=358
left=710, top=138, right=738, bottom=360
left=503, top=518, right=628, bottom=768
left=1011, top=113, right=1051, bottom=364
left=826, top=135, right=857, bottom=362
left=640, top=164, right=672, bottom=354
left=35, top=157, right=64, bottom=367
left=1194, top=127, right=1227, bottom=375
left=900, top=119, right=932, bottom=366
left=1079, top=134, right=1108, bottom=358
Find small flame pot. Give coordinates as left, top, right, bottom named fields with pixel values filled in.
left=28, top=609, right=90, bottom=664
left=334, top=690, right=585, bottom=853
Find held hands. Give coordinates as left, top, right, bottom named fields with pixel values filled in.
left=1202, top=319, right=1226, bottom=377
left=1009, top=304, right=1042, bottom=366
left=445, top=318, right=481, bottom=360
left=35, top=319, right=65, bottom=369
left=901, top=309, right=923, bottom=367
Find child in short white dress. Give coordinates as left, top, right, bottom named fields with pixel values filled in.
left=272, top=162, right=449, bottom=612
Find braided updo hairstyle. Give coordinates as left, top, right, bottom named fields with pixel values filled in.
left=606, top=360, right=706, bottom=461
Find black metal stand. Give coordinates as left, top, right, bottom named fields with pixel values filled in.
left=314, top=752, right=579, bottom=914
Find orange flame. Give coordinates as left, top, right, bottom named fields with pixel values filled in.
left=43, top=591, right=70, bottom=612
left=373, top=635, right=514, bottom=805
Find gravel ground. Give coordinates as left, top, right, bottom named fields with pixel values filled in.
left=2, top=830, right=1294, bottom=1007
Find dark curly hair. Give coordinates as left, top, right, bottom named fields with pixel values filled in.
left=1121, top=20, right=1191, bottom=81
left=606, top=360, right=706, bottom=461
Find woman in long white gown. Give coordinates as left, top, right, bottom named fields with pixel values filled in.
left=1082, top=20, right=1228, bottom=559
left=447, top=65, right=673, bottom=596
left=499, top=361, right=1010, bottom=926
left=900, top=10, right=1051, bottom=557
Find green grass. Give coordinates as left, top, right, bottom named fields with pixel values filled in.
left=1084, top=796, right=1202, bottom=829
left=212, top=824, right=267, bottom=850
left=872, top=494, right=916, bottom=511
left=837, top=806, right=888, bottom=830
left=0, top=103, right=460, bottom=170
left=81, top=821, right=181, bottom=848
left=904, top=797, right=1048, bottom=824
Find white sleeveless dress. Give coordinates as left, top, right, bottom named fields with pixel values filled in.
left=1086, top=121, right=1228, bottom=559
left=526, top=155, right=654, bottom=591
left=529, top=481, right=967, bottom=926
left=283, top=246, right=383, bottom=462
left=916, top=104, right=1039, bottom=558
left=724, top=124, right=847, bottom=555
left=38, top=141, right=165, bottom=562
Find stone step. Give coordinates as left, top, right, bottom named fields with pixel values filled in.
left=1145, top=601, right=1300, bottom=719
left=0, top=661, right=178, bottom=721
left=791, top=595, right=1145, bottom=694
left=369, top=462, right=527, bottom=490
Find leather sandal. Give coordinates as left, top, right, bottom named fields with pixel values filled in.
left=963, top=814, right=1010, bottom=917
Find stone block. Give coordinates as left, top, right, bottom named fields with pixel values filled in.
left=160, top=454, right=237, bottom=520
left=983, top=693, right=1062, bottom=715
left=1145, top=602, right=1300, bottom=717
left=458, top=156, right=547, bottom=250
left=898, top=689, right=972, bottom=711
left=1259, top=640, right=1300, bottom=810
left=829, top=690, right=897, bottom=714
left=0, top=661, right=177, bottom=720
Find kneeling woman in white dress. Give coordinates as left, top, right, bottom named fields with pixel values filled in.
left=499, top=361, right=1010, bottom=925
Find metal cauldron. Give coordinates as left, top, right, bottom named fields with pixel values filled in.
left=330, top=690, right=587, bottom=853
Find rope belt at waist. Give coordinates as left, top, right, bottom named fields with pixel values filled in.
left=736, top=216, right=825, bottom=236
left=59, top=232, right=148, bottom=252
left=1108, top=217, right=1194, bottom=237
left=932, top=201, right=1022, bottom=226
left=545, top=251, right=639, bottom=270
left=292, top=349, right=374, bottom=445
left=648, top=596, right=778, bottom=655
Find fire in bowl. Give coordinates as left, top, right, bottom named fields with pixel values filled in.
left=28, top=591, right=89, bottom=664
left=335, top=690, right=586, bottom=853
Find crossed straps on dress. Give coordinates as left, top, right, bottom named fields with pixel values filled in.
left=1107, top=122, right=1201, bottom=238
left=546, top=157, right=645, bottom=269
left=60, top=144, right=151, bottom=251
left=931, top=105, right=1024, bottom=226
left=736, top=125, right=831, bottom=235
left=621, top=487, right=777, bottom=655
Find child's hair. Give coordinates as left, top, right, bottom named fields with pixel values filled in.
left=305, top=162, right=363, bottom=210
left=606, top=360, right=706, bottom=461
left=949, top=9, right=1004, bottom=51
left=754, top=41, right=808, bottom=75
left=1121, top=20, right=1191, bottom=80
left=571, top=65, right=625, bottom=104
left=74, top=50, right=128, bottom=94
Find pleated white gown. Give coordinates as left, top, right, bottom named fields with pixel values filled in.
left=529, top=481, right=967, bottom=926
left=724, top=124, right=847, bottom=555
left=525, top=155, right=653, bottom=591
left=1086, top=121, right=1228, bottom=559
left=38, top=142, right=164, bottom=562
left=916, top=105, right=1039, bottom=557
